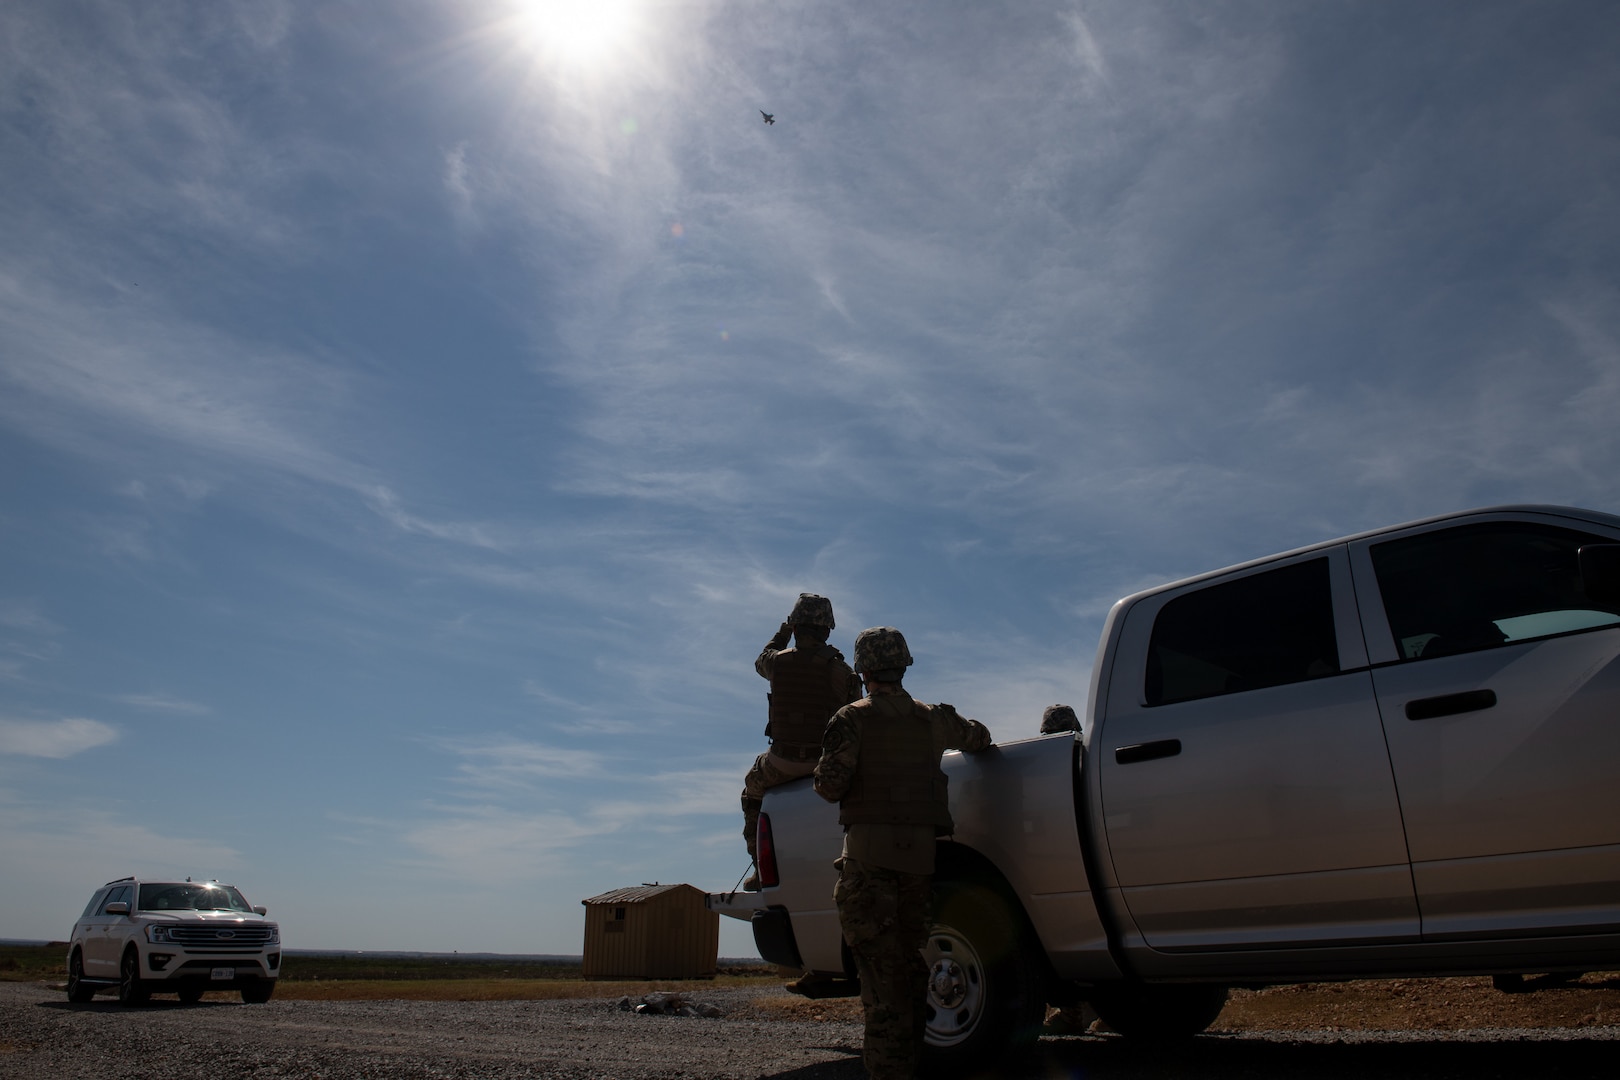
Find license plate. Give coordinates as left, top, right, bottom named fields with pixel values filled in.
left=211, top=967, right=235, bottom=981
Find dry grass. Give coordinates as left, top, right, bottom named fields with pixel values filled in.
left=270, top=975, right=780, bottom=1002
left=1216, top=972, right=1620, bottom=1031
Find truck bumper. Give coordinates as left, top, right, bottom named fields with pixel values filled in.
left=749, top=906, right=804, bottom=970
left=705, top=889, right=767, bottom=922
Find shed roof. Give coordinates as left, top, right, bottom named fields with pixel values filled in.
left=581, top=883, right=701, bottom=906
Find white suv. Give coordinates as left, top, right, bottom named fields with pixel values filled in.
left=66, top=877, right=281, bottom=1005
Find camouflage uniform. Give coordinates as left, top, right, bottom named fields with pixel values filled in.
left=1040, top=703, right=1080, bottom=734
left=741, top=595, right=861, bottom=866
left=815, top=628, right=992, bottom=1080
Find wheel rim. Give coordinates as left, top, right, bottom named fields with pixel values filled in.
left=68, top=953, right=82, bottom=994
left=120, top=954, right=138, bottom=999
left=923, top=922, right=986, bottom=1047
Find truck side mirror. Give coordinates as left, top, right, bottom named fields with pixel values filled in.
left=104, top=902, right=130, bottom=915
left=254, top=906, right=267, bottom=915
left=1579, top=544, right=1620, bottom=606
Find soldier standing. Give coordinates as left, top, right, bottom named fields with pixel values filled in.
left=814, top=626, right=993, bottom=1080
left=741, top=593, right=862, bottom=889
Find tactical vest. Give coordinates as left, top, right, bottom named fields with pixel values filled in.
left=768, top=645, right=850, bottom=762
left=836, top=694, right=953, bottom=833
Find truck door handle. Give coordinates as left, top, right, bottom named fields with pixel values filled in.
left=1115, top=739, right=1181, bottom=765
left=1405, top=689, right=1497, bottom=721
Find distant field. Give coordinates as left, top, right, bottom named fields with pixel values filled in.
left=0, top=945, right=65, bottom=981
left=0, top=944, right=778, bottom=1001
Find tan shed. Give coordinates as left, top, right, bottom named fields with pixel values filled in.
left=580, top=883, right=719, bottom=979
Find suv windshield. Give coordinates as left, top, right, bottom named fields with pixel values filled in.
left=138, top=883, right=254, bottom=913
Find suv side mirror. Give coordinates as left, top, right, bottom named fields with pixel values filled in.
left=104, top=902, right=130, bottom=915
left=253, top=906, right=267, bottom=916
left=1579, top=545, right=1620, bottom=606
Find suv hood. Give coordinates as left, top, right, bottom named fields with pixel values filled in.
left=141, top=910, right=271, bottom=924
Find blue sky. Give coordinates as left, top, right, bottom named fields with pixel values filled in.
left=3, top=0, right=1619, bottom=956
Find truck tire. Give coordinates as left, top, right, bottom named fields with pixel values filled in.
left=1088, top=983, right=1228, bottom=1039
left=920, top=881, right=1045, bottom=1074
left=118, top=950, right=150, bottom=1007
left=66, top=950, right=96, bottom=1003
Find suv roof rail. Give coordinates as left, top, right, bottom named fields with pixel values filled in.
left=103, top=876, right=136, bottom=886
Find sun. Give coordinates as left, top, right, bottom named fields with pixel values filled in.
left=511, top=0, right=639, bottom=67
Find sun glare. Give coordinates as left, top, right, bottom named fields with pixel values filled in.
left=513, top=0, right=639, bottom=66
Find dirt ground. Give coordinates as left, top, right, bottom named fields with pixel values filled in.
left=6, top=977, right=1620, bottom=1080
left=743, top=971, right=1620, bottom=1031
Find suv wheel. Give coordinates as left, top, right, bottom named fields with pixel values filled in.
left=66, top=950, right=96, bottom=1003
left=241, top=981, right=275, bottom=1004
left=118, top=950, right=150, bottom=1007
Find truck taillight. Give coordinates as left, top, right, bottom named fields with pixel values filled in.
left=756, top=812, right=780, bottom=889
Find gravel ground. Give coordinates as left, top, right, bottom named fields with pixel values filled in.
left=4, top=980, right=1620, bottom=1079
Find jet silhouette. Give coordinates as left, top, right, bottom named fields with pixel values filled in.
left=760, top=110, right=774, bottom=125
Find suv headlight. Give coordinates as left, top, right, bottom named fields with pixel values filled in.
left=145, top=924, right=180, bottom=944
left=266, top=924, right=280, bottom=945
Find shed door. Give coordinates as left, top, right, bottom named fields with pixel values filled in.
left=1098, top=549, right=1417, bottom=950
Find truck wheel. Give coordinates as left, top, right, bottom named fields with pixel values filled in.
left=241, top=981, right=275, bottom=1004
left=118, top=950, right=150, bottom=1007
left=920, top=881, right=1045, bottom=1073
left=1088, top=983, right=1228, bottom=1039
left=66, top=950, right=96, bottom=1003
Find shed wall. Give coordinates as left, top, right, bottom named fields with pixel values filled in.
left=581, top=886, right=719, bottom=978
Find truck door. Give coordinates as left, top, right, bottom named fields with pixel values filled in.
left=1350, top=514, right=1620, bottom=938
left=1096, top=548, right=1418, bottom=950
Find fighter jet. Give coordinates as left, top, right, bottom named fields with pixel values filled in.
left=760, top=110, right=774, bottom=125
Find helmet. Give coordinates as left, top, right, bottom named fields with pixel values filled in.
left=788, top=593, right=836, bottom=630
left=1040, top=704, right=1079, bottom=734
left=852, top=626, right=914, bottom=675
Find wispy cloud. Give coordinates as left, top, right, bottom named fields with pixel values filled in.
left=0, top=717, right=118, bottom=758
left=114, top=694, right=212, bottom=716
left=435, top=737, right=609, bottom=791
left=403, top=806, right=605, bottom=878
left=0, top=803, right=239, bottom=880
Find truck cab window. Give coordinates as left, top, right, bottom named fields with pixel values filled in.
left=1145, top=557, right=1338, bottom=706
left=1371, top=523, right=1620, bottom=661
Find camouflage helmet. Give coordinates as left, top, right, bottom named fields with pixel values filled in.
left=1040, top=704, right=1080, bottom=734
left=788, top=593, right=835, bottom=630
left=852, top=626, right=914, bottom=675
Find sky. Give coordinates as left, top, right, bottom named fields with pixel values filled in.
left=3, top=0, right=1620, bottom=957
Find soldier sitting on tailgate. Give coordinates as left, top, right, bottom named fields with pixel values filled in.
left=740, top=593, right=862, bottom=890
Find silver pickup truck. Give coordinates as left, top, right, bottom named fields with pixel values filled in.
left=711, top=504, right=1620, bottom=1069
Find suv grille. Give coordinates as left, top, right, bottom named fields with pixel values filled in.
left=168, top=925, right=276, bottom=949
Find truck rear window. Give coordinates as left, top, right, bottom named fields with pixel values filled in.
left=1145, top=557, right=1339, bottom=706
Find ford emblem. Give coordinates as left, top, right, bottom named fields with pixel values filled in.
left=217, top=930, right=235, bottom=940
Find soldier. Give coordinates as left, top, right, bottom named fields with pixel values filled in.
left=741, top=593, right=862, bottom=889
left=814, top=626, right=993, bottom=1080
left=1040, top=703, right=1080, bottom=734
